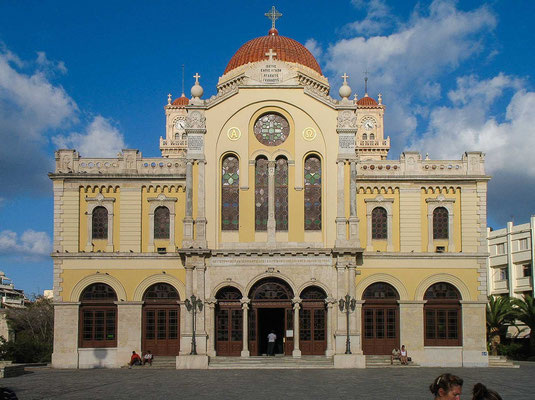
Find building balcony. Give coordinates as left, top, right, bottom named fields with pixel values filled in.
left=516, top=276, right=533, bottom=290
left=2, top=297, right=23, bottom=305
left=493, top=280, right=508, bottom=291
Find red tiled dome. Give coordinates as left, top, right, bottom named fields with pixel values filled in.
left=224, top=29, right=322, bottom=75
left=356, top=96, right=378, bottom=106
left=172, top=94, right=189, bottom=106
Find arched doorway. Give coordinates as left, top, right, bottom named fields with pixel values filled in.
left=424, top=282, right=462, bottom=346
left=79, top=283, right=117, bottom=348
left=215, top=286, right=243, bottom=356
left=249, top=278, right=294, bottom=356
left=299, top=286, right=327, bottom=355
left=142, top=283, right=180, bottom=356
left=362, top=282, right=400, bottom=355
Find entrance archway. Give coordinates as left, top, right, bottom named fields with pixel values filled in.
left=142, top=283, right=180, bottom=356
left=299, top=286, right=327, bottom=355
left=248, top=278, right=294, bottom=356
left=361, top=282, right=400, bottom=355
left=215, top=286, right=243, bottom=356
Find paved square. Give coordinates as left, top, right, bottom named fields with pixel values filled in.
left=2, top=364, right=533, bottom=400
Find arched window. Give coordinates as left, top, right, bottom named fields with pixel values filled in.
left=154, top=206, right=170, bottom=239
left=92, top=206, right=108, bottom=240
left=80, top=283, right=117, bottom=348
left=216, top=286, right=243, bottom=301
left=250, top=278, right=293, bottom=300
left=275, top=157, right=288, bottom=231
left=363, top=282, right=400, bottom=300
left=371, top=207, right=387, bottom=239
left=255, top=157, right=268, bottom=231
left=222, top=154, right=239, bottom=231
left=304, top=155, right=321, bottom=231
left=433, top=207, right=449, bottom=239
left=370, top=133, right=375, bottom=140
left=362, top=133, right=367, bottom=140
left=143, top=283, right=179, bottom=302
left=424, top=282, right=462, bottom=346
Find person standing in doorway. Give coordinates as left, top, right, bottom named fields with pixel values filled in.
left=267, top=330, right=277, bottom=356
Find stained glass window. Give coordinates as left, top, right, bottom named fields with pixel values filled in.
left=92, top=206, right=108, bottom=239
left=254, top=113, right=290, bottom=146
left=255, top=157, right=268, bottom=231
left=304, top=155, right=321, bottom=230
left=433, top=207, right=449, bottom=239
left=154, top=206, right=170, bottom=239
left=275, top=157, right=288, bottom=231
left=222, top=155, right=239, bottom=230
left=372, top=207, right=387, bottom=239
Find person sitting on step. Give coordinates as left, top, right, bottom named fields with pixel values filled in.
left=143, top=350, right=153, bottom=366
left=391, top=347, right=401, bottom=365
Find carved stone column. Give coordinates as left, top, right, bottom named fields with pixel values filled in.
left=292, top=298, right=302, bottom=358
left=325, top=298, right=336, bottom=357
left=348, top=161, right=360, bottom=246
left=267, top=160, right=276, bottom=244
left=335, top=160, right=347, bottom=245
left=241, top=298, right=250, bottom=357
left=196, top=264, right=206, bottom=334
left=195, top=160, right=207, bottom=248
left=184, top=265, right=194, bottom=334
left=205, top=298, right=217, bottom=357
left=348, top=264, right=358, bottom=334
left=183, top=160, right=194, bottom=245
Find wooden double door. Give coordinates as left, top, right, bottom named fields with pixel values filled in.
left=300, top=304, right=327, bottom=355
left=142, top=304, right=180, bottom=356
left=362, top=303, right=399, bottom=355
left=215, top=304, right=243, bottom=356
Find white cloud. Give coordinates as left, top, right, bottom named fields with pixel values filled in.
left=0, top=230, right=52, bottom=258
left=53, top=115, right=126, bottom=157
left=322, top=0, right=496, bottom=150
left=305, top=39, right=322, bottom=60
left=36, top=51, right=67, bottom=76
left=347, top=0, right=394, bottom=35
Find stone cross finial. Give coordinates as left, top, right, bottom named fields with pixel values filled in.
left=193, top=73, right=201, bottom=84
left=265, top=6, right=282, bottom=29
left=354, top=93, right=358, bottom=102
left=167, top=93, right=172, bottom=105
left=265, top=48, right=277, bottom=61
left=364, top=68, right=369, bottom=95
left=378, top=93, right=382, bottom=104
left=341, top=73, right=349, bottom=85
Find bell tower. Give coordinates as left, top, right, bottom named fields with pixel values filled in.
left=354, top=73, right=390, bottom=160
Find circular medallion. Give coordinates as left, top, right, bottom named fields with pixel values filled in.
left=254, top=113, right=290, bottom=146
left=227, top=127, right=241, bottom=141
left=302, top=127, right=316, bottom=141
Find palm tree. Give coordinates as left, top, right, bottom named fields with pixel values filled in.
left=512, top=294, right=535, bottom=355
left=486, top=295, right=515, bottom=356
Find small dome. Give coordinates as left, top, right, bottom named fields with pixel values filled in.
left=172, top=94, right=189, bottom=106
left=224, top=29, right=322, bottom=75
left=356, top=95, right=378, bottom=107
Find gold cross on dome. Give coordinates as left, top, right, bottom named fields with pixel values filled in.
left=265, top=48, right=277, bottom=61
left=265, top=6, right=282, bottom=29
left=341, top=73, right=349, bottom=84
left=193, top=73, right=200, bottom=84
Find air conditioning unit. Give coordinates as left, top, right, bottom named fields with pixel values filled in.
left=435, top=246, right=445, bottom=253
left=157, top=247, right=167, bottom=254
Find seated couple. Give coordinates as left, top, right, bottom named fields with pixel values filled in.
left=391, top=345, right=409, bottom=365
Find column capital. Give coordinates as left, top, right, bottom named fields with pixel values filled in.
left=325, top=297, right=337, bottom=306
left=205, top=297, right=217, bottom=307
left=240, top=297, right=250, bottom=305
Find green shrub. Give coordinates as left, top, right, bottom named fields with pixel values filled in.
left=497, top=342, right=526, bottom=359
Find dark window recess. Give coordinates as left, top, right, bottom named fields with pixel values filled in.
left=371, top=207, right=387, bottom=239
left=433, top=207, right=449, bottom=239
left=255, top=157, right=269, bottom=231
left=304, top=155, right=321, bottom=231
left=154, top=206, right=170, bottom=239
left=424, top=282, right=462, bottom=346
left=275, top=157, right=289, bottom=231
left=92, top=206, right=108, bottom=240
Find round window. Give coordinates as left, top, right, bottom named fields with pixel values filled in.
left=253, top=113, right=289, bottom=146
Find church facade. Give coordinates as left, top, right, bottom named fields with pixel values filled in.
left=50, top=13, right=489, bottom=368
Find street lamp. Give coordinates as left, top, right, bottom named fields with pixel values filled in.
left=339, top=294, right=357, bottom=354
left=184, top=294, right=203, bottom=355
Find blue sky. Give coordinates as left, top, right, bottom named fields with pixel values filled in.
left=0, top=0, right=534, bottom=295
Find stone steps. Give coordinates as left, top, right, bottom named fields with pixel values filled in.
left=488, top=355, right=519, bottom=368
left=144, top=356, right=176, bottom=369
left=209, top=356, right=334, bottom=369
left=365, top=355, right=420, bottom=368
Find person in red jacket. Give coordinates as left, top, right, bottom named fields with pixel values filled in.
left=128, top=351, right=141, bottom=368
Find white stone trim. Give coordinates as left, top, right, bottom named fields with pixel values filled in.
left=132, top=273, right=186, bottom=301
left=365, top=195, right=394, bottom=251
left=426, top=195, right=455, bottom=252
left=70, top=273, right=127, bottom=302
left=85, top=193, right=115, bottom=251
left=147, top=194, right=177, bottom=251
left=355, top=273, right=408, bottom=300
left=414, top=273, right=471, bottom=301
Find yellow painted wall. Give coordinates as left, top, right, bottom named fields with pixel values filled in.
left=420, top=187, right=462, bottom=252
left=79, top=186, right=120, bottom=252
left=140, top=185, right=186, bottom=252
